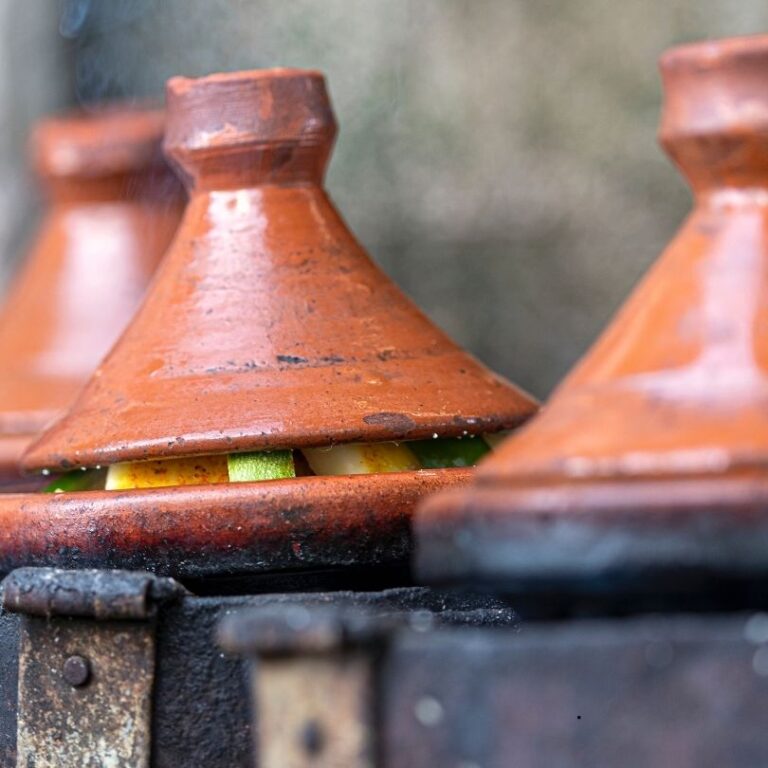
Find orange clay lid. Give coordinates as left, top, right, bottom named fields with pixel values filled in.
left=475, top=34, right=768, bottom=485
left=23, top=69, right=536, bottom=472
left=31, top=106, right=170, bottom=182
left=416, top=35, right=768, bottom=590
left=0, top=105, right=183, bottom=481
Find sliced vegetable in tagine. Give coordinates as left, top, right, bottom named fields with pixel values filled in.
left=44, top=435, right=502, bottom=492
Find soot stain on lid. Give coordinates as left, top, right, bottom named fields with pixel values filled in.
left=362, top=412, right=417, bottom=431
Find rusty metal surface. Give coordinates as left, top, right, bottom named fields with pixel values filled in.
left=6, top=568, right=186, bottom=767
left=156, top=587, right=507, bottom=768
left=381, top=614, right=768, bottom=768
left=222, top=606, right=391, bottom=768
left=2, top=567, right=185, bottom=619
left=256, top=654, right=376, bottom=768
left=219, top=605, right=397, bottom=657
left=0, top=613, right=18, bottom=766
left=5, top=585, right=765, bottom=767
left=17, top=616, right=155, bottom=768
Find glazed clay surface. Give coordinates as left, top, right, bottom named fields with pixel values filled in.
left=417, top=35, right=768, bottom=587
left=24, top=70, right=535, bottom=471
left=0, top=107, right=183, bottom=486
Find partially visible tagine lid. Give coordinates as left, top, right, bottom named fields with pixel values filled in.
left=0, top=106, right=183, bottom=488
left=417, top=34, right=768, bottom=595
left=24, top=69, right=536, bottom=472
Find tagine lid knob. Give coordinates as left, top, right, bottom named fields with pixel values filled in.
left=659, top=34, right=768, bottom=189
left=31, top=105, right=167, bottom=180
left=164, top=68, right=337, bottom=187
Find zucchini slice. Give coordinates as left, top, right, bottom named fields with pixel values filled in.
left=227, top=450, right=296, bottom=482
left=409, top=437, right=490, bottom=468
left=44, top=468, right=107, bottom=493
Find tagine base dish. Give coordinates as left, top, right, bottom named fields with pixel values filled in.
left=417, top=472, right=768, bottom=599
left=0, top=467, right=471, bottom=582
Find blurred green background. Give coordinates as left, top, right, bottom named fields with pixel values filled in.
left=2, top=0, right=768, bottom=398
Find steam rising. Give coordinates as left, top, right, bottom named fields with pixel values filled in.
left=58, top=0, right=89, bottom=38
left=60, top=0, right=158, bottom=105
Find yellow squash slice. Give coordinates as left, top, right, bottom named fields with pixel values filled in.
left=105, top=455, right=230, bottom=490
left=302, top=443, right=420, bottom=476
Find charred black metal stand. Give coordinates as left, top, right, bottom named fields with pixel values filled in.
left=0, top=567, right=516, bottom=767
left=211, top=529, right=768, bottom=767
left=336, top=527, right=768, bottom=768
left=4, top=566, right=766, bottom=766
left=2, top=557, right=766, bottom=767
left=221, top=604, right=768, bottom=768
left=217, top=597, right=768, bottom=767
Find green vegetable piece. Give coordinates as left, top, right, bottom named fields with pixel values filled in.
left=44, top=468, right=107, bottom=493
left=409, top=437, right=490, bottom=469
left=227, top=450, right=296, bottom=482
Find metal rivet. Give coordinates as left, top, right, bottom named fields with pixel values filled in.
left=299, top=719, right=325, bottom=756
left=63, top=655, right=91, bottom=687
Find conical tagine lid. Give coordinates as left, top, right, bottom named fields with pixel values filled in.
left=0, top=106, right=183, bottom=486
left=24, top=69, right=535, bottom=472
left=418, top=35, right=768, bottom=593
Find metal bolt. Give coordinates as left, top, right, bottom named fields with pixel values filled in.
left=299, top=719, right=325, bottom=756
left=63, top=655, right=91, bottom=687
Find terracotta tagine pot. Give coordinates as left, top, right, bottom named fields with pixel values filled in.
left=0, top=68, right=536, bottom=584
left=0, top=106, right=183, bottom=490
left=417, top=35, right=768, bottom=596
